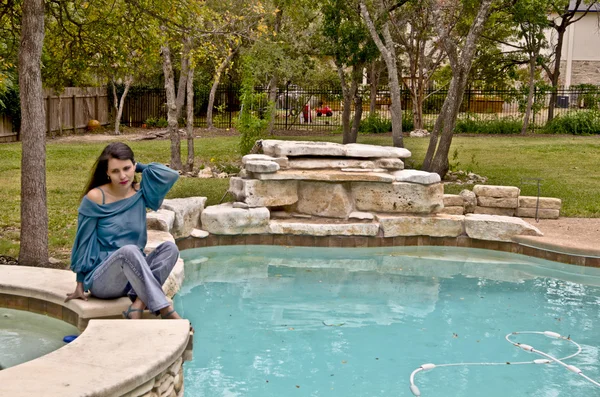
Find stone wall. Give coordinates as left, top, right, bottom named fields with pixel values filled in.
left=560, top=60, right=600, bottom=86
left=125, top=357, right=185, bottom=397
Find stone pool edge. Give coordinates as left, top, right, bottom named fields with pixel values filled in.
left=177, top=234, right=600, bottom=268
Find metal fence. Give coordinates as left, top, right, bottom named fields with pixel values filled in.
left=120, top=84, right=600, bottom=132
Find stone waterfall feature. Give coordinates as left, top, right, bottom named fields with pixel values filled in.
left=199, top=140, right=543, bottom=241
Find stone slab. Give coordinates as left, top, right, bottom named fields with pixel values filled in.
left=349, top=211, right=375, bottom=220
left=245, top=160, right=280, bottom=173
left=392, top=169, right=441, bottom=185
left=160, top=197, right=207, bottom=239
left=296, top=181, right=354, bottom=218
left=229, top=177, right=298, bottom=207
left=268, top=220, right=379, bottom=236
left=473, top=185, right=520, bottom=198
left=477, top=197, right=519, bottom=208
left=460, top=190, right=477, bottom=213
left=190, top=228, right=209, bottom=238
left=516, top=208, right=560, bottom=219
left=465, top=214, right=543, bottom=242
left=377, top=214, right=465, bottom=237
left=440, top=206, right=465, bottom=215
left=518, top=196, right=562, bottom=210
left=260, top=139, right=411, bottom=159
left=374, top=158, right=404, bottom=170
left=443, top=194, right=464, bottom=207
left=474, top=206, right=515, bottom=216
left=287, top=158, right=376, bottom=170
left=242, top=154, right=289, bottom=168
left=145, top=230, right=176, bottom=255
left=147, top=209, right=176, bottom=233
left=162, top=257, right=184, bottom=299
left=341, top=168, right=387, bottom=173
left=200, top=203, right=270, bottom=235
left=254, top=169, right=395, bottom=183
left=352, top=182, right=443, bottom=213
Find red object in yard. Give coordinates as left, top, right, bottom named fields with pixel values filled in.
left=315, top=105, right=333, bottom=117
left=302, top=104, right=312, bottom=123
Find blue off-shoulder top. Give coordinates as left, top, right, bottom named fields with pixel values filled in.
left=70, top=162, right=179, bottom=291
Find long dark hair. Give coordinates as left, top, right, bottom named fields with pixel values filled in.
left=82, top=142, right=136, bottom=197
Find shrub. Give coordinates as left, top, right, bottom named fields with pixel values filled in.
left=359, top=114, right=391, bottom=134
left=454, top=116, right=522, bottom=134
left=544, top=110, right=600, bottom=135
left=358, top=114, right=414, bottom=134
left=156, top=117, right=168, bottom=128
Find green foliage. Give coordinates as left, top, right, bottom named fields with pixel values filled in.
left=0, top=85, right=20, bottom=131
left=144, top=116, right=168, bottom=128
left=544, top=110, right=600, bottom=135
left=236, top=67, right=274, bottom=155
left=572, top=84, right=600, bottom=110
left=359, top=114, right=391, bottom=134
left=454, top=116, right=523, bottom=134
left=358, top=113, right=414, bottom=134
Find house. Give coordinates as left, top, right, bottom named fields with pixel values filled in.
left=553, top=1, right=600, bottom=87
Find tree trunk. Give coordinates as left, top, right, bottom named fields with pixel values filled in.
left=161, top=45, right=183, bottom=170
left=207, top=49, right=235, bottom=130
left=360, top=4, right=403, bottom=147
left=176, top=36, right=191, bottom=120
left=369, top=61, right=381, bottom=116
left=422, top=0, right=493, bottom=177
left=186, top=66, right=195, bottom=172
left=349, top=64, right=364, bottom=143
left=112, top=77, right=131, bottom=135
left=266, top=74, right=278, bottom=135
left=547, top=26, right=566, bottom=122
left=337, top=64, right=356, bottom=143
left=521, top=55, right=537, bottom=135
left=18, top=0, right=48, bottom=267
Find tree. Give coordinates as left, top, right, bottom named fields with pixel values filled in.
left=543, top=0, right=599, bottom=121
left=508, top=0, right=550, bottom=134
left=18, top=0, right=48, bottom=266
left=422, top=0, right=496, bottom=177
left=322, top=0, right=378, bottom=144
left=360, top=0, right=406, bottom=147
left=390, top=0, right=446, bottom=132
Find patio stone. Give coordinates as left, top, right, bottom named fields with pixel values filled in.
left=160, top=197, right=206, bottom=238
left=229, top=177, right=298, bottom=207
left=268, top=220, right=379, bottom=236
left=147, top=209, right=176, bottom=233
left=518, top=196, right=562, bottom=209
left=352, top=182, right=443, bottom=213
left=473, top=184, right=520, bottom=198
left=465, top=214, right=543, bottom=242
left=377, top=214, right=465, bottom=237
left=201, top=203, right=270, bottom=235
left=296, top=181, right=353, bottom=218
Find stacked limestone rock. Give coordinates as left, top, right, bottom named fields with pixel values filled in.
left=199, top=140, right=543, bottom=242
left=517, top=196, right=561, bottom=219
left=474, top=185, right=520, bottom=216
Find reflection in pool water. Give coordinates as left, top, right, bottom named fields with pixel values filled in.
left=176, top=246, right=600, bottom=397
left=0, top=307, right=80, bottom=369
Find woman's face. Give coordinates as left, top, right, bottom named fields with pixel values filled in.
left=106, top=158, right=135, bottom=189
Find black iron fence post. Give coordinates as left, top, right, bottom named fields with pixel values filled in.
left=285, top=82, right=289, bottom=130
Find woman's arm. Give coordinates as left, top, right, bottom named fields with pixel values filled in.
left=136, top=162, right=179, bottom=210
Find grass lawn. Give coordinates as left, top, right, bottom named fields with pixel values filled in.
left=0, top=133, right=599, bottom=263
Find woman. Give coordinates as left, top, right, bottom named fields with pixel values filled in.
left=65, top=142, right=182, bottom=320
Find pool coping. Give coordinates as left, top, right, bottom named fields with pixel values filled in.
left=0, top=265, right=193, bottom=397
left=176, top=234, right=600, bottom=268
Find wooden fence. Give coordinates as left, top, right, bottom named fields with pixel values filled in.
left=0, top=87, right=110, bottom=142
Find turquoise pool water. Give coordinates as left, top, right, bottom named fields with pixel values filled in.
left=0, top=308, right=79, bottom=369
left=176, top=246, right=600, bottom=397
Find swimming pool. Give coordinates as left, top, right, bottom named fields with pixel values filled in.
left=176, top=246, right=600, bottom=396
left=0, top=308, right=80, bottom=369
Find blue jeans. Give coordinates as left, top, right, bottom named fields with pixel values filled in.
left=89, top=242, right=179, bottom=313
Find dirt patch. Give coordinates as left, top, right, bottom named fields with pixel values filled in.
left=524, top=218, right=600, bottom=253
